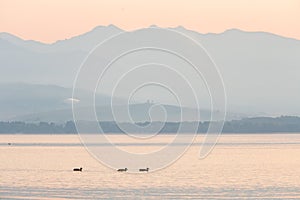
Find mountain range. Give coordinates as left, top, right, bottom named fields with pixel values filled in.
left=1, top=25, right=300, bottom=121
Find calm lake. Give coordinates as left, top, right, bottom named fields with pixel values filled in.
left=1, top=134, right=300, bottom=199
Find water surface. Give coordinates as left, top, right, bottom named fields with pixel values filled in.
left=1, top=134, right=300, bottom=199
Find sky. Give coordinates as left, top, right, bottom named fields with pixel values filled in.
left=0, top=0, right=300, bottom=43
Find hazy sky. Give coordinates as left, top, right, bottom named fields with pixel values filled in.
left=1, top=0, right=299, bottom=43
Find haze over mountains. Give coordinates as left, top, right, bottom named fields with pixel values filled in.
left=0, top=83, right=244, bottom=122
left=0, top=25, right=299, bottom=121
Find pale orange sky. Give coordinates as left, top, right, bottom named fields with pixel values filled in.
left=0, top=0, right=299, bottom=43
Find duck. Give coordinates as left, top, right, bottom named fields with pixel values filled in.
left=117, top=168, right=128, bottom=172
left=139, top=168, right=149, bottom=172
left=73, top=167, right=82, bottom=171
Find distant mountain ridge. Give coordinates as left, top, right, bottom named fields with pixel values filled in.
left=0, top=83, right=125, bottom=120
left=0, top=83, right=245, bottom=122
left=1, top=25, right=300, bottom=116
left=0, top=25, right=123, bottom=53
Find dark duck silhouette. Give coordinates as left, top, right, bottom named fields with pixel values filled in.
left=73, top=167, right=82, bottom=171
left=139, top=168, right=149, bottom=172
left=117, top=168, right=128, bottom=172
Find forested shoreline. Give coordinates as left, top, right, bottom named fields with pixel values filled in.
left=0, top=116, right=300, bottom=134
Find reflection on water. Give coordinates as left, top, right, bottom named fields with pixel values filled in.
left=1, top=134, right=300, bottom=199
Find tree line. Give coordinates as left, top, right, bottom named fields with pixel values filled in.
left=0, top=116, right=300, bottom=134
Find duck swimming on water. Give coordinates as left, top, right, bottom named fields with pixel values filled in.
left=139, top=168, right=149, bottom=172
left=117, top=168, right=128, bottom=172
left=73, top=167, right=82, bottom=171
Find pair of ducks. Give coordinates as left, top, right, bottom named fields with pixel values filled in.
left=117, top=168, right=149, bottom=172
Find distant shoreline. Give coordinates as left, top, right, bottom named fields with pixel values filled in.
left=1, top=116, right=300, bottom=134
left=1, top=132, right=300, bottom=135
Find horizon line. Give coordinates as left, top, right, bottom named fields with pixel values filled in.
left=1, top=24, right=299, bottom=45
